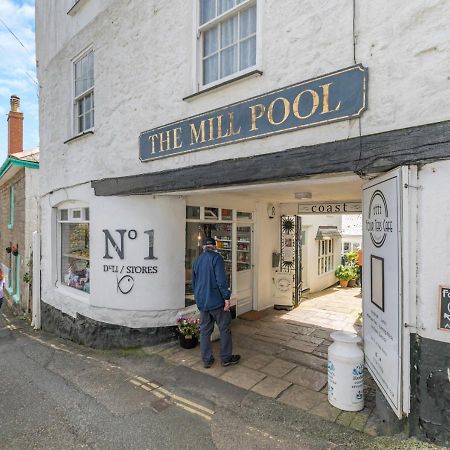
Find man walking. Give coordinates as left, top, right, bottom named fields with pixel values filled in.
left=192, top=237, right=240, bottom=368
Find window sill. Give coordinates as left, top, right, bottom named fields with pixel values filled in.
left=64, top=130, right=94, bottom=144
left=56, top=284, right=90, bottom=303
left=7, top=224, right=13, bottom=230
left=12, top=294, right=20, bottom=304
left=183, top=69, right=263, bottom=102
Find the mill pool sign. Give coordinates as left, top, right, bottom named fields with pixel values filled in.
left=139, top=65, right=368, bottom=161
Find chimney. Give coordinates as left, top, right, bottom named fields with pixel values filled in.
left=8, top=95, right=23, bottom=155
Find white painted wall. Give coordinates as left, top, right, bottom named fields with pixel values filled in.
left=41, top=183, right=186, bottom=327
left=36, top=0, right=450, bottom=197
left=416, top=161, right=450, bottom=344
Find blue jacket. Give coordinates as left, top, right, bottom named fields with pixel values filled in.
left=192, top=250, right=230, bottom=311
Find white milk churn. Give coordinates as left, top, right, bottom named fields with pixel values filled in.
left=327, top=331, right=364, bottom=411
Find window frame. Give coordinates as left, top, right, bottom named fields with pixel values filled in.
left=72, top=47, right=94, bottom=136
left=7, top=185, right=14, bottom=229
left=57, top=204, right=90, bottom=295
left=317, top=238, right=335, bottom=276
left=195, top=0, right=261, bottom=91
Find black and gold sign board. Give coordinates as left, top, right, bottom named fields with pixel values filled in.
left=139, top=65, right=368, bottom=161
left=438, top=286, right=450, bottom=331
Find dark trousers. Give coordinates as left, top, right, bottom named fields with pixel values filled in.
left=199, top=307, right=232, bottom=364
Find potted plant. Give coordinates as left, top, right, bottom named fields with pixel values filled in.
left=176, top=316, right=200, bottom=349
left=335, top=265, right=354, bottom=288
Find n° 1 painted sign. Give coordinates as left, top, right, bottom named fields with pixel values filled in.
left=298, top=201, right=362, bottom=214
left=139, top=65, right=368, bottom=161
left=438, top=286, right=450, bottom=331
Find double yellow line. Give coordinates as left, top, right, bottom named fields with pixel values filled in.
left=129, top=376, right=215, bottom=421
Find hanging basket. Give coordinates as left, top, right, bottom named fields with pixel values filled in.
left=178, top=334, right=198, bottom=349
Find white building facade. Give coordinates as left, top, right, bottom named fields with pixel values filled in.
left=36, top=0, right=450, bottom=444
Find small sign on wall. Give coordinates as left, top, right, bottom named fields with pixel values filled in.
left=438, top=286, right=450, bottom=331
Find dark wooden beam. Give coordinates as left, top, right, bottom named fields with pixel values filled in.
left=92, top=120, right=450, bottom=196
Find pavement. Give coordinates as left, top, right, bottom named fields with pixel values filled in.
left=164, top=286, right=379, bottom=435
left=0, top=305, right=442, bottom=449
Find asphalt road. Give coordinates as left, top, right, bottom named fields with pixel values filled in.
left=0, top=312, right=439, bottom=450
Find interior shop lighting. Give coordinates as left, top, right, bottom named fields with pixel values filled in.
left=294, top=192, right=312, bottom=199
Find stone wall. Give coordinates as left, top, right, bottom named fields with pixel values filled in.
left=410, top=334, right=450, bottom=447
left=40, top=301, right=177, bottom=349
left=0, top=169, right=30, bottom=315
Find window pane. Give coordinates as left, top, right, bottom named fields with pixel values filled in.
left=203, top=54, right=219, bottom=84
left=221, top=15, right=237, bottom=47
left=61, top=222, right=90, bottom=293
left=239, top=5, right=256, bottom=38
left=221, top=208, right=232, bottom=220
left=186, top=206, right=200, bottom=219
left=220, top=45, right=237, bottom=78
left=60, top=209, right=68, bottom=221
left=218, top=0, right=234, bottom=15
left=84, top=208, right=90, bottom=221
left=239, top=36, right=256, bottom=70
left=85, top=93, right=92, bottom=111
left=204, top=207, right=219, bottom=219
left=237, top=211, right=252, bottom=220
left=85, top=110, right=92, bottom=130
left=78, top=114, right=84, bottom=134
left=204, top=27, right=219, bottom=56
left=200, top=0, right=216, bottom=24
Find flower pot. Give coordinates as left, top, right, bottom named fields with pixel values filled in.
left=348, top=279, right=356, bottom=288
left=178, top=334, right=198, bottom=349
left=339, top=279, right=349, bottom=288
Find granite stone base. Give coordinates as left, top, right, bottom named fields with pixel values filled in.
left=41, top=301, right=177, bottom=350
left=409, top=333, right=450, bottom=447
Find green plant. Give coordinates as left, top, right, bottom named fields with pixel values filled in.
left=176, top=317, right=200, bottom=337
left=335, top=265, right=354, bottom=281
left=23, top=272, right=32, bottom=284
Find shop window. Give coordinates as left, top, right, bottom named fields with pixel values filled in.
left=58, top=207, right=90, bottom=293
left=318, top=239, right=334, bottom=275
left=186, top=206, right=201, bottom=220
left=8, top=185, right=14, bottom=229
left=237, top=211, right=252, bottom=220
left=199, top=0, right=257, bottom=87
left=74, top=49, right=94, bottom=134
left=204, top=207, right=219, bottom=219
left=221, top=208, right=232, bottom=220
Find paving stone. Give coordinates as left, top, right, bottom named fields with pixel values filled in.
left=251, top=376, right=292, bottom=398
left=166, top=350, right=200, bottom=367
left=261, top=358, right=296, bottom=378
left=219, top=365, right=266, bottom=390
left=349, top=411, right=370, bottom=431
left=293, top=334, right=324, bottom=345
left=241, top=353, right=275, bottom=370
left=283, top=366, right=328, bottom=392
left=283, top=339, right=318, bottom=353
left=336, top=411, right=356, bottom=427
left=280, top=350, right=328, bottom=373
left=278, top=385, right=326, bottom=410
left=191, top=361, right=227, bottom=377
left=309, top=400, right=341, bottom=422
left=363, top=411, right=380, bottom=436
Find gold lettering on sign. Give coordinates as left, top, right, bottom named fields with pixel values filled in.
left=208, top=118, right=215, bottom=141
left=159, top=130, right=171, bottom=152
left=227, top=112, right=241, bottom=136
left=320, top=83, right=341, bottom=114
left=268, top=97, right=290, bottom=125
left=293, top=89, right=320, bottom=120
left=149, top=134, right=158, bottom=154
left=190, top=121, right=206, bottom=145
left=249, top=104, right=265, bottom=131
left=173, top=127, right=183, bottom=149
left=217, top=115, right=230, bottom=139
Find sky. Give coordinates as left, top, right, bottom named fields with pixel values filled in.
left=0, top=0, right=37, bottom=161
